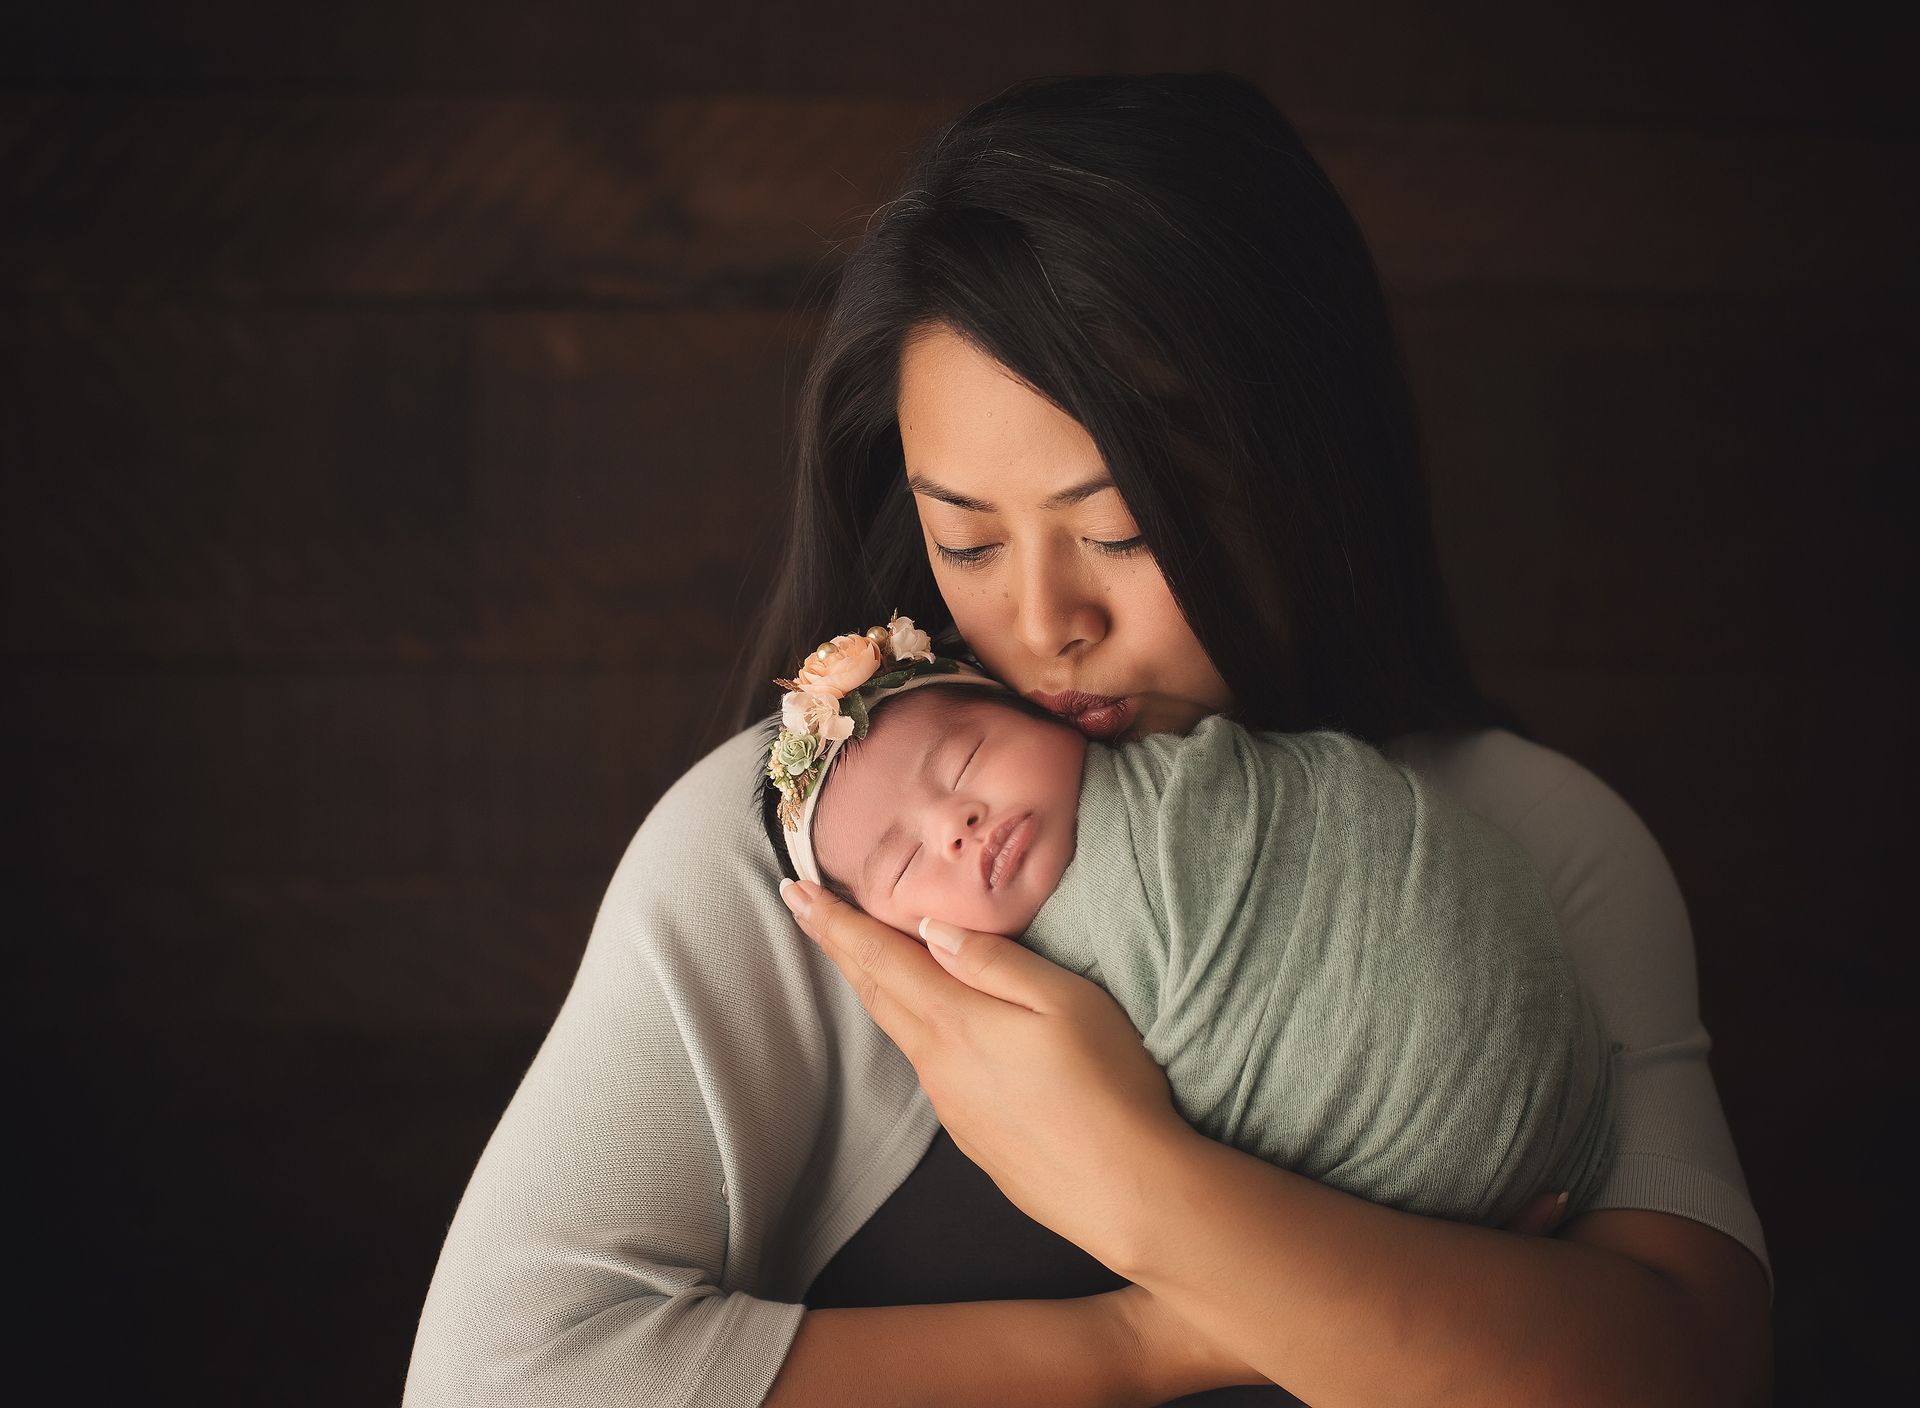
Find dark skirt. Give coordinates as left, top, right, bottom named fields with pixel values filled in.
left=805, top=1125, right=1307, bottom=1406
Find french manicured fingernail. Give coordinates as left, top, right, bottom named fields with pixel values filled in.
left=919, top=917, right=965, bottom=953
left=1552, top=1191, right=1570, bottom=1219
left=780, top=879, right=809, bottom=916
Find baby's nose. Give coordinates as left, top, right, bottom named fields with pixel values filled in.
left=939, top=803, right=984, bottom=856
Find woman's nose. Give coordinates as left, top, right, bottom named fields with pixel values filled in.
left=1012, top=547, right=1108, bottom=659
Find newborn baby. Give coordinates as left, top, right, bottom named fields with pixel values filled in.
left=765, top=670, right=1616, bottom=1225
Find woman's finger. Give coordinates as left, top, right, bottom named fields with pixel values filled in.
left=1501, top=1190, right=1571, bottom=1237
left=919, top=917, right=1085, bottom=1015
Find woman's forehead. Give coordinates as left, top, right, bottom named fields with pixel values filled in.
left=898, top=328, right=1103, bottom=502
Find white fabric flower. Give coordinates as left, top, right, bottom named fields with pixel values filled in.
left=782, top=687, right=853, bottom=742
left=887, top=612, right=934, bottom=663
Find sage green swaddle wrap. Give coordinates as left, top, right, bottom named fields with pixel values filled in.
left=1021, top=716, right=1615, bottom=1225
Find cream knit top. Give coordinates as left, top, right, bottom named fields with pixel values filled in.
left=403, top=722, right=1770, bottom=1407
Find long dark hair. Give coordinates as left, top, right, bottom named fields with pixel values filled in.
left=732, top=71, right=1525, bottom=746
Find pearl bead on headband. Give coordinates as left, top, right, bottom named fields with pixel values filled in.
left=767, top=612, right=1005, bottom=886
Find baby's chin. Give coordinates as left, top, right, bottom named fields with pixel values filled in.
left=868, top=873, right=1059, bottom=943
left=855, top=831, right=1072, bottom=940
left=986, top=884, right=1055, bottom=938
left=984, top=839, right=1072, bottom=936
left=945, top=861, right=1069, bottom=939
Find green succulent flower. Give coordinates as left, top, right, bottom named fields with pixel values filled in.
left=771, top=730, right=822, bottom=778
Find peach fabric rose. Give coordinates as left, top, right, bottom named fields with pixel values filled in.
left=795, top=634, right=883, bottom=697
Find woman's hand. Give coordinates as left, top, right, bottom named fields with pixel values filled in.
left=779, top=877, right=1193, bottom=1273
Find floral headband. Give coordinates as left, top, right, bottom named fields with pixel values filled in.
left=768, top=610, right=1004, bottom=886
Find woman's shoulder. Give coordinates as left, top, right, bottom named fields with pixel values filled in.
left=597, top=720, right=790, bottom=948
left=1383, top=727, right=1687, bottom=911
left=1380, top=726, right=1693, bottom=1034
left=1380, top=725, right=1589, bottom=833
left=623, top=722, right=777, bottom=858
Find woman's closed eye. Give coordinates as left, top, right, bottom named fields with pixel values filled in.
left=933, top=535, right=1149, bottom=569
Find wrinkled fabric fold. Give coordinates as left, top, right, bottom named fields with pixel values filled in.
left=1024, top=718, right=1615, bottom=1224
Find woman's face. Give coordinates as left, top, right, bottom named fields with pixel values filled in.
left=897, top=322, right=1235, bottom=741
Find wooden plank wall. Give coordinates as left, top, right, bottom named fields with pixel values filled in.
left=6, top=4, right=1913, bottom=1400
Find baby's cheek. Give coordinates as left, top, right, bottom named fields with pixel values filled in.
left=868, top=892, right=917, bottom=936
left=889, top=874, right=963, bottom=935
left=907, top=878, right=984, bottom=936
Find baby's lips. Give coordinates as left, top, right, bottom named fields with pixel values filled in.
left=980, top=812, right=1035, bottom=890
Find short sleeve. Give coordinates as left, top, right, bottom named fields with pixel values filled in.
left=1382, top=728, right=1771, bottom=1286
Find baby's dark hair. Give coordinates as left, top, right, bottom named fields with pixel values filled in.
left=755, top=684, right=1068, bottom=903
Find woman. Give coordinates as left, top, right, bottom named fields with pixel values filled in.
left=405, top=73, right=1771, bottom=1407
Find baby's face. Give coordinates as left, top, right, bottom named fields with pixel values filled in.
left=811, top=688, right=1087, bottom=937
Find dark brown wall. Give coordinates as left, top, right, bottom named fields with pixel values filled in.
left=7, top=5, right=1913, bottom=1401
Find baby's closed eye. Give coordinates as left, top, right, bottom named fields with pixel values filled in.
left=892, top=843, right=920, bottom=893
left=954, top=737, right=982, bottom=788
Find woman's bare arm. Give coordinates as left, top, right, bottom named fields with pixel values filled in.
left=1110, top=1121, right=1771, bottom=1408
left=760, top=1132, right=1768, bottom=1408
left=758, top=1140, right=1767, bottom=1408
left=763, top=1287, right=1255, bottom=1407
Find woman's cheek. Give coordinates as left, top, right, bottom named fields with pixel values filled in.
left=937, top=577, right=1007, bottom=662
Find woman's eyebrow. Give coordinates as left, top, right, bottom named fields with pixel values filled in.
left=907, top=473, right=1115, bottom=513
